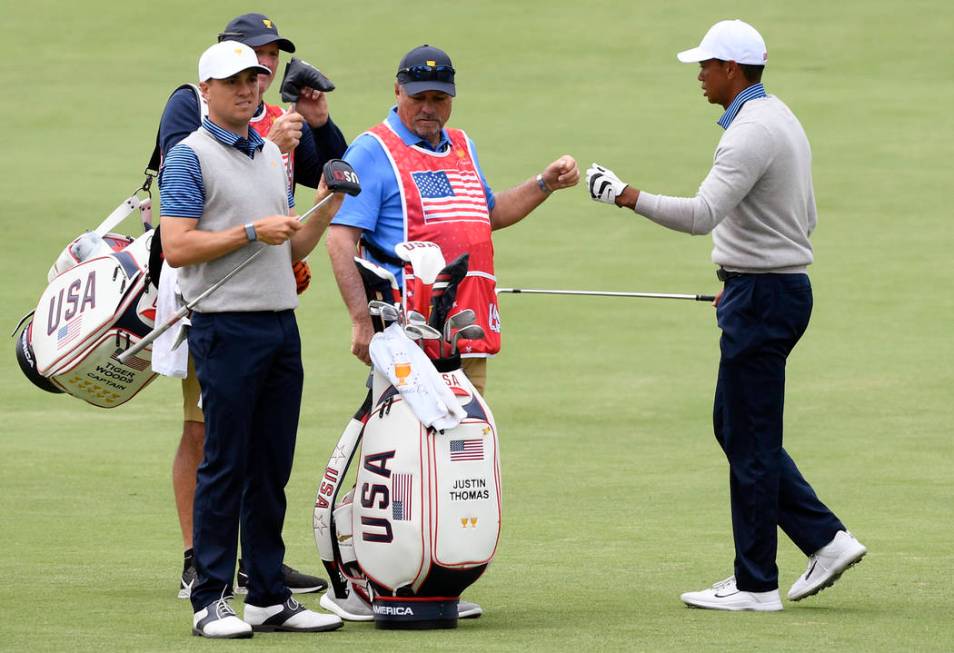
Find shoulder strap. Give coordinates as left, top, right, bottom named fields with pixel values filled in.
left=146, top=84, right=206, bottom=174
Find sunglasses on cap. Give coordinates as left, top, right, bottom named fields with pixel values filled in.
left=217, top=31, right=247, bottom=42
left=398, top=64, right=455, bottom=83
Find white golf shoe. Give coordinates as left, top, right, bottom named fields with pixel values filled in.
left=788, top=530, right=867, bottom=601
left=681, top=576, right=783, bottom=612
left=192, top=597, right=253, bottom=638
left=320, top=585, right=374, bottom=622
left=244, top=596, right=343, bottom=632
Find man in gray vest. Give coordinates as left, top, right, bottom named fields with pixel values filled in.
left=160, top=40, right=343, bottom=638
left=586, top=20, right=866, bottom=612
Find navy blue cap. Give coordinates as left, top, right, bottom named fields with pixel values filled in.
left=396, top=44, right=456, bottom=97
left=218, top=13, right=295, bottom=53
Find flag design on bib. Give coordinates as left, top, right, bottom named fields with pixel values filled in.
left=411, top=170, right=489, bottom=223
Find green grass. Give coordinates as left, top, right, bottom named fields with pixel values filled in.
left=2, top=1, right=953, bottom=651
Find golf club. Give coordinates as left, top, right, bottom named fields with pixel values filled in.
left=406, top=310, right=428, bottom=326
left=451, top=324, right=486, bottom=355
left=443, top=309, right=477, bottom=345
left=368, top=300, right=402, bottom=324
left=119, top=194, right=337, bottom=364
left=405, top=324, right=442, bottom=340
left=496, top=288, right=716, bottom=302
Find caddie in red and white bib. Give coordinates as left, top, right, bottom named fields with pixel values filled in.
left=327, top=44, right=579, bottom=381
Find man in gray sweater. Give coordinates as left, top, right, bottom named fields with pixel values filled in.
left=586, top=19, right=866, bottom=612
left=161, top=41, right=343, bottom=637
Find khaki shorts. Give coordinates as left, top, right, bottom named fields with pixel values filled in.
left=182, top=355, right=205, bottom=423
left=461, top=357, right=487, bottom=396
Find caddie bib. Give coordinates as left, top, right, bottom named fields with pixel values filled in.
left=251, top=102, right=295, bottom=188
left=367, top=122, right=501, bottom=356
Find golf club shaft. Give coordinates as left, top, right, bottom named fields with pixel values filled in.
left=117, top=194, right=333, bottom=363
left=495, top=288, right=716, bottom=302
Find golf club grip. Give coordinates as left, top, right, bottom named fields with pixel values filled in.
left=117, top=195, right=336, bottom=364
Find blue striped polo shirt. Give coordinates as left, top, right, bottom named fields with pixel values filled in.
left=717, top=83, right=767, bottom=130
left=160, top=117, right=295, bottom=218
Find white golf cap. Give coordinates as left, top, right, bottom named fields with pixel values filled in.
left=676, top=20, right=767, bottom=65
left=198, top=40, right=271, bottom=81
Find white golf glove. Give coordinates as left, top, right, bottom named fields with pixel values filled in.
left=586, top=163, right=628, bottom=205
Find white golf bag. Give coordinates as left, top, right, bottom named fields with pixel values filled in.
left=314, top=251, right=502, bottom=629
left=14, top=193, right=159, bottom=408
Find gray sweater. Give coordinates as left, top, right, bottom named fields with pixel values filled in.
left=635, top=96, right=816, bottom=273
left=178, top=127, right=297, bottom=313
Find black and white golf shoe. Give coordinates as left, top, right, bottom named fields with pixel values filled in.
left=244, top=596, right=343, bottom=633
left=192, top=597, right=253, bottom=639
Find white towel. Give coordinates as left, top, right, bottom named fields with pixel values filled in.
left=369, top=323, right=466, bottom=431
left=150, top=262, right=190, bottom=378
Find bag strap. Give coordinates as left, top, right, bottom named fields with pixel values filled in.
left=146, top=84, right=208, bottom=185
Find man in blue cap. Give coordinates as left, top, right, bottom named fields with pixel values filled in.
left=327, top=44, right=578, bottom=393
left=321, top=43, right=578, bottom=621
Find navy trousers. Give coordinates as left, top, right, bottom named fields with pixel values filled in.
left=713, top=274, right=844, bottom=592
left=187, top=310, right=303, bottom=610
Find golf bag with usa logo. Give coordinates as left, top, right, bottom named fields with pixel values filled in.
left=14, top=191, right=159, bottom=408
left=314, top=251, right=501, bottom=629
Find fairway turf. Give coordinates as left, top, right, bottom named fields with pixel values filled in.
left=2, top=1, right=953, bottom=651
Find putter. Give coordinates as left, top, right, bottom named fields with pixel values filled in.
left=118, top=159, right=361, bottom=364
left=118, top=192, right=338, bottom=363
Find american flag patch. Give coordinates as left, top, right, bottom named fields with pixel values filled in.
left=450, top=439, right=484, bottom=462
left=56, top=316, right=83, bottom=349
left=391, top=473, right=412, bottom=521
left=411, top=170, right=489, bottom=223
left=112, top=350, right=150, bottom=372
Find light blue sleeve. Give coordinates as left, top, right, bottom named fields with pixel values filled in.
left=158, top=144, right=204, bottom=218
left=331, top=134, right=390, bottom=231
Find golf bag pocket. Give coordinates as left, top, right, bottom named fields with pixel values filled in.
left=430, top=422, right=501, bottom=568
left=44, top=330, right=156, bottom=407
left=333, top=497, right=358, bottom=567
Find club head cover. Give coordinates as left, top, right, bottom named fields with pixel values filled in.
left=394, top=241, right=446, bottom=285
left=323, top=159, right=361, bottom=196
left=280, top=57, right=335, bottom=103
left=427, top=253, right=469, bottom=331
